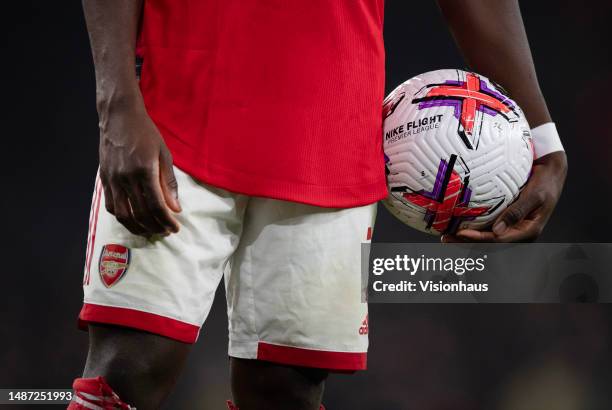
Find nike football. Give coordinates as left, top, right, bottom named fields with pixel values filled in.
left=382, top=69, right=533, bottom=236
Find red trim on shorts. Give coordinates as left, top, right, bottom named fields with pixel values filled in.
left=256, top=342, right=367, bottom=371
left=84, top=178, right=102, bottom=285
left=78, top=303, right=199, bottom=343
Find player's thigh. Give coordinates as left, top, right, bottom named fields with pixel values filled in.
left=226, top=198, right=376, bottom=372
left=76, top=168, right=249, bottom=409
left=80, top=167, right=248, bottom=343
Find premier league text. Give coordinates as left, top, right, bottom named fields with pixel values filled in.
left=384, top=114, right=444, bottom=143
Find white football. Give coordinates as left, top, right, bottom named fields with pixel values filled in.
left=383, top=69, right=533, bottom=236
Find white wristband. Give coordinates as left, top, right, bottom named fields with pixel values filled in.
left=531, top=122, right=564, bottom=159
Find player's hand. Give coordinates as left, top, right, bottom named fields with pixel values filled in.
left=98, top=101, right=182, bottom=237
left=442, top=151, right=567, bottom=243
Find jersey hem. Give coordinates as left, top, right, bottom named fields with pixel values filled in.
left=166, top=136, right=388, bottom=209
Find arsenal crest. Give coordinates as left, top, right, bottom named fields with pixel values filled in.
left=98, top=244, right=130, bottom=287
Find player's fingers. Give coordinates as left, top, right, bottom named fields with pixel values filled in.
left=492, top=191, right=544, bottom=236
left=125, top=181, right=169, bottom=236
left=111, top=187, right=147, bottom=236
left=493, top=219, right=544, bottom=243
left=441, top=234, right=468, bottom=243
left=140, top=174, right=180, bottom=234
left=455, top=229, right=497, bottom=242
left=159, top=148, right=182, bottom=213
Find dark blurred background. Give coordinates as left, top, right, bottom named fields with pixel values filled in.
left=2, top=1, right=612, bottom=409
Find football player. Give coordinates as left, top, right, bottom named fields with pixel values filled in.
left=70, top=1, right=566, bottom=409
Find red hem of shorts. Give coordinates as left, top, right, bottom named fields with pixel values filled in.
left=256, top=342, right=367, bottom=371
left=164, top=133, right=388, bottom=209
left=78, top=303, right=199, bottom=343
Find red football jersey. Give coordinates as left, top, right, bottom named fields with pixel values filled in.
left=137, top=0, right=387, bottom=207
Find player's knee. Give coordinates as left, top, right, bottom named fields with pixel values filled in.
left=86, top=324, right=187, bottom=374
left=231, top=358, right=328, bottom=408
left=271, top=366, right=328, bottom=401
left=82, top=324, right=189, bottom=407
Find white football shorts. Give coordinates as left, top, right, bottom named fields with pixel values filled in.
left=79, top=167, right=376, bottom=371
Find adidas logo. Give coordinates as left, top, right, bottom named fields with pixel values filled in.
left=359, top=315, right=369, bottom=335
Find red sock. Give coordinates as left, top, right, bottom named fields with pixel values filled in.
left=68, top=377, right=133, bottom=410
